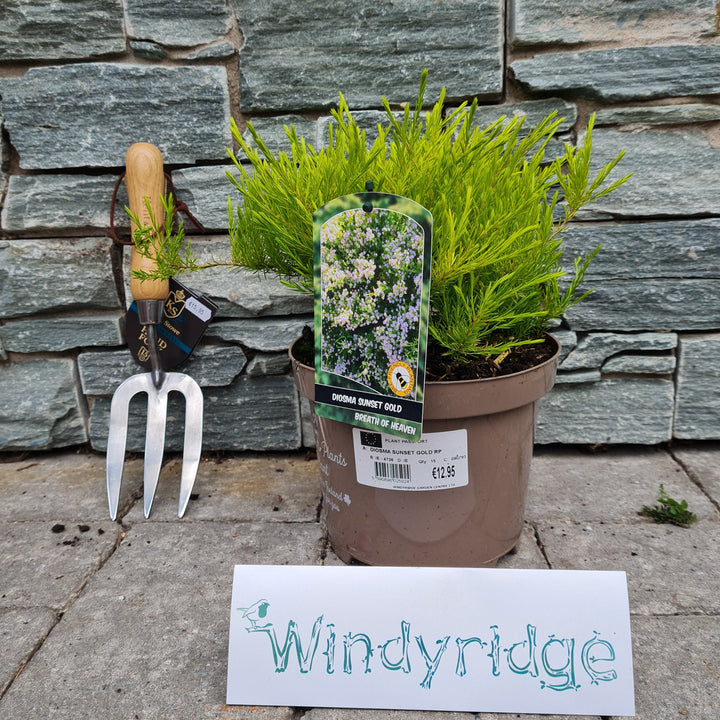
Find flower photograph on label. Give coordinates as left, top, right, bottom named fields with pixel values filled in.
left=319, top=205, right=424, bottom=397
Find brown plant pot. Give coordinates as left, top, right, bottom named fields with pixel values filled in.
left=291, top=336, right=559, bottom=567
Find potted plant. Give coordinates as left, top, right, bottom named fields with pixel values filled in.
left=145, top=72, right=628, bottom=566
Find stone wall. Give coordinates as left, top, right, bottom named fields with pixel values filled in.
left=1, top=0, right=719, bottom=451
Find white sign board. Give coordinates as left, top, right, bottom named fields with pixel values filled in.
left=227, top=565, right=634, bottom=716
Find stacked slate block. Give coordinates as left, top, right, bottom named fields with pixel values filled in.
left=0, top=0, right=719, bottom=451
left=510, top=1, right=720, bottom=443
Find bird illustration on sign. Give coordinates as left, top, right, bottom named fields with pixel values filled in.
left=238, top=599, right=271, bottom=629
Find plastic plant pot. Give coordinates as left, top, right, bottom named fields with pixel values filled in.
left=290, top=336, right=560, bottom=567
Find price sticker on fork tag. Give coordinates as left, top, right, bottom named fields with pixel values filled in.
left=352, top=428, right=469, bottom=491
left=126, top=276, right=218, bottom=370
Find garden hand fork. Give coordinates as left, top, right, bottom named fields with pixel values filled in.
left=106, top=142, right=203, bottom=520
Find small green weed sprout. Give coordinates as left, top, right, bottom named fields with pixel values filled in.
left=641, top=484, right=697, bottom=528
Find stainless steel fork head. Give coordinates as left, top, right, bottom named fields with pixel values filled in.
left=106, top=371, right=203, bottom=520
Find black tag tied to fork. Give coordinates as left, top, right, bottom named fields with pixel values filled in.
left=125, top=277, right=219, bottom=371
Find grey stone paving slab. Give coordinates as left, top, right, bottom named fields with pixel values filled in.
left=511, top=44, right=720, bottom=102
left=564, top=278, right=720, bottom=331
left=233, top=0, right=503, bottom=112
left=0, top=0, right=125, bottom=61
left=1, top=174, right=125, bottom=233
left=0, top=451, right=139, bottom=522
left=536, top=520, right=720, bottom=615
left=0, top=237, right=120, bottom=318
left=630, top=615, right=720, bottom=720
left=480, top=714, right=598, bottom=720
left=495, top=524, right=548, bottom=570
left=124, top=0, right=232, bottom=47
left=0, top=607, right=57, bottom=696
left=171, top=165, right=233, bottom=231
left=511, top=0, right=713, bottom=46
left=0, top=522, right=322, bottom=719
left=527, top=447, right=718, bottom=524
left=206, top=317, right=314, bottom=351
left=674, top=335, right=720, bottom=439
left=560, top=332, right=677, bottom=371
left=672, top=444, right=720, bottom=508
left=0, top=359, right=89, bottom=451
left=210, top=706, right=295, bottom=719
left=0, top=520, right=121, bottom=611
left=576, top=128, right=720, bottom=220
left=535, top=378, right=674, bottom=445
left=211, top=707, right=294, bottom=720
left=0, top=64, right=231, bottom=169
left=123, top=454, right=321, bottom=523
left=595, top=102, right=720, bottom=127
left=0, top=314, right=123, bottom=353
left=1, top=449, right=717, bottom=718
left=303, top=704, right=600, bottom=718
left=562, top=219, right=720, bottom=280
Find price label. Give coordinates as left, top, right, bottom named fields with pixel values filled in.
left=125, top=277, right=217, bottom=370
left=353, top=428, right=469, bottom=491
left=185, top=295, right=213, bottom=322
left=431, top=464, right=456, bottom=481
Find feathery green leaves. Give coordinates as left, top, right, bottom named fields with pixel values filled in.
left=141, top=71, right=629, bottom=361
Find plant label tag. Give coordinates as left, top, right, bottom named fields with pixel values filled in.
left=226, top=565, right=635, bottom=716
left=313, top=192, right=432, bottom=441
left=352, top=428, right=469, bottom=491
left=126, top=277, right=218, bottom=370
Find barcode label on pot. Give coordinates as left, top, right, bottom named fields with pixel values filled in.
left=353, top=428, right=468, bottom=491
left=373, top=460, right=412, bottom=483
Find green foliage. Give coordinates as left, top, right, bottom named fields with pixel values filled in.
left=641, top=484, right=697, bottom=528
left=145, top=71, right=629, bottom=361
left=126, top=195, right=188, bottom=280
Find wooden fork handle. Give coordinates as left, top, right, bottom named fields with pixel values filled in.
left=125, top=143, right=169, bottom=302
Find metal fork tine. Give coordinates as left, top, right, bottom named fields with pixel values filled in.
left=176, top=375, right=204, bottom=517
left=106, top=377, right=135, bottom=520
left=106, top=372, right=203, bottom=519
left=143, top=385, right=168, bottom=518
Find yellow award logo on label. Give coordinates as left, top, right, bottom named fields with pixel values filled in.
left=387, top=361, right=414, bottom=397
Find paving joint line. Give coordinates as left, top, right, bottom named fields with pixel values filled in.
left=0, top=524, right=126, bottom=702
left=1, top=611, right=61, bottom=702
left=668, top=446, right=720, bottom=514
left=530, top=522, right=552, bottom=568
